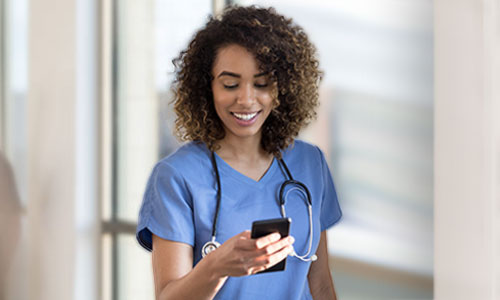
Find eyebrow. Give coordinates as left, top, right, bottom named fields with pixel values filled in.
left=217, top=71, right=268, bottom=78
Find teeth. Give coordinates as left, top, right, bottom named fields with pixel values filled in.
left=233, top=112, right=258, bottom=121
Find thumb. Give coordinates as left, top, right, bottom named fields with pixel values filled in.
left=240, top=230, right=251, bottom=239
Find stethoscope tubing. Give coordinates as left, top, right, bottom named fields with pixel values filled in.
left=204, top=151, right=316, bottom=262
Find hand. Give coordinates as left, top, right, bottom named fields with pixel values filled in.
left=207, top=230, right=295, bottom=277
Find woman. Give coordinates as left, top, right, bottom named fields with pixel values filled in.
left=137, top=6, right=342, bottom=300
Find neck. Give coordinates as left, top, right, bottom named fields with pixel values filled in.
left=216, top=132, right=269, bottom=162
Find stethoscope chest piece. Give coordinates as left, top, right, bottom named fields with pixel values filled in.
left=202, top=239, right=221, bottom=257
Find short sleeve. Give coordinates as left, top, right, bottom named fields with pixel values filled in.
left=136, top=161, right=195, bottom=251
left=316, top=147, right=342, bottom=231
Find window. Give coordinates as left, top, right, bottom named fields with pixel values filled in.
left=0, top=1, right=28, bottom=299
left=0, top=0, right=28, bottom=204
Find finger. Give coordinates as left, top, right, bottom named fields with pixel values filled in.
left=264, top=245, right=294, bottom=268
left=239, top=230, right=251, bottom=239
left=235, top=230, right=251, bottom=240
left=254, top=232, right=281, bottom=249
left=239, top=232, right=281, bottom=250
left=233, top=230, right=251, bottom=245
left=250, top=265, right=267, bottom=275
left=249, top=235, right=294, bottom=258
left=253, top=245, right=294, bottom=272
left=261, top=236, right=295, bottom=256
left=229, top=231, right=252, bottom=252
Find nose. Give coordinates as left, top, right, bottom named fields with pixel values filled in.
left=236, top=83, right=256, bottom=107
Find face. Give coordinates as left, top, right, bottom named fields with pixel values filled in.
left=211, top=44, right=276, bottom=143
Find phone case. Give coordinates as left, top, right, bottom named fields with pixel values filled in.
left=251, top=218, right=291, bottom=274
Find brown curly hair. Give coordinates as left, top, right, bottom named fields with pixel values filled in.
left=172, top=5, right=322, bottom=158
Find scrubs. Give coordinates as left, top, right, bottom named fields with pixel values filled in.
left=137, top=140, right=342, bottom=300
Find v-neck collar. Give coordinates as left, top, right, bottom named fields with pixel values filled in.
left=213, top=151, right=278, bottom=188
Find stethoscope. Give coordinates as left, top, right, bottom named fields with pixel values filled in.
left=201, top=151, right=317, bottom=262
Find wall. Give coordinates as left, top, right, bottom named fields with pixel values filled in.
left=434, top=0, right=500, bottom=298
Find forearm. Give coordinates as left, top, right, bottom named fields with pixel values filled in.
left=308, top=231, right=337, bottom=300
left=310, top=281, right=337, bottom=300
left=157, top=255, right=228, bottom=300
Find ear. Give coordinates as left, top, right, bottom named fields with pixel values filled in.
left=271, top=98, right=280, bottom=110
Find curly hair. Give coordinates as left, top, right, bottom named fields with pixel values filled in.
left=172, top=5, right=322, bottom=158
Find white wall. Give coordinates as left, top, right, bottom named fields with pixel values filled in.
left=10, top=0, right=100, bottom=299
left=27, top=0, right=77, bottom=297
left=434, top=0, right=500, bottom=299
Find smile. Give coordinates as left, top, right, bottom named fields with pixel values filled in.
left=231, top=111, right=260, bottom=121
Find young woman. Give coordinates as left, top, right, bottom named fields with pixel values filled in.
left=136, top=6, right=342, bottom=300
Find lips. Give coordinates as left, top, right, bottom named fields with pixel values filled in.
left=231, top=111, right=259, bottom=121
left=230, top=110, right=261, bottom=126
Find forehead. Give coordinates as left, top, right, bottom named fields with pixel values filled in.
left=212, top=44, right=262, bottom=74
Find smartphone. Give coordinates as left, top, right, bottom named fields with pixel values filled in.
left=251, top=217, right=291, bottom=274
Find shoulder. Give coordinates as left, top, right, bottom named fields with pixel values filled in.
left=160, top=141, right=209, bottom=166
left=280, top=139, right=328, bottom=177
left=282, top=139, right=323, bottom=162
left=154, top=141, right=212, bottom=180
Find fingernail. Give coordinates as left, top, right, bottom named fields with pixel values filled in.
left=288, top=236, right=295, bottom=244
left=272, top=233, right=281, bottom=241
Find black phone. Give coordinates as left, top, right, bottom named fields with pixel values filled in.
left=251, top=217, right=291, bottom=274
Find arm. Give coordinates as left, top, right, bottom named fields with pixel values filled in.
left=152, top=231, right=294, bottom=300
left=307, top=231, right=337, bottom=300
left=152, top=234, right=227, bottom=300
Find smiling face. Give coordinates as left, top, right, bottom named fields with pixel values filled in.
left=211, top=44, right=276, bottom=144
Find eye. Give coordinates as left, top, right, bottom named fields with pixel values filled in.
left=223, top=84, right=238, bottom=89
left=254, top=83, right=269, bottom=88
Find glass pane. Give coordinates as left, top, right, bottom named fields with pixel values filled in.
left=114, top=0, right=212, bottom=222
left=117, top=234, right=154, bottom=300
left=3, top=0, right=28, bottom=206
left=1, top=3, right=28, bottom=300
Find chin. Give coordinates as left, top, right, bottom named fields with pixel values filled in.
left=226, top=127, right=262, bottom=139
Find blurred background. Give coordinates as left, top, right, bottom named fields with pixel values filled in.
left=0, top=0, right=498, bottom=299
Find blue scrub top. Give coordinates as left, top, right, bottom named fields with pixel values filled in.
left=136, top=140, right=342, bottom=300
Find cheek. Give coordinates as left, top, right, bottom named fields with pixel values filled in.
left=212, top=89, right=233, bottom=116
left=257, top=92, right=275, bottom=108
left=213, top=93, right=231, bottom=108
